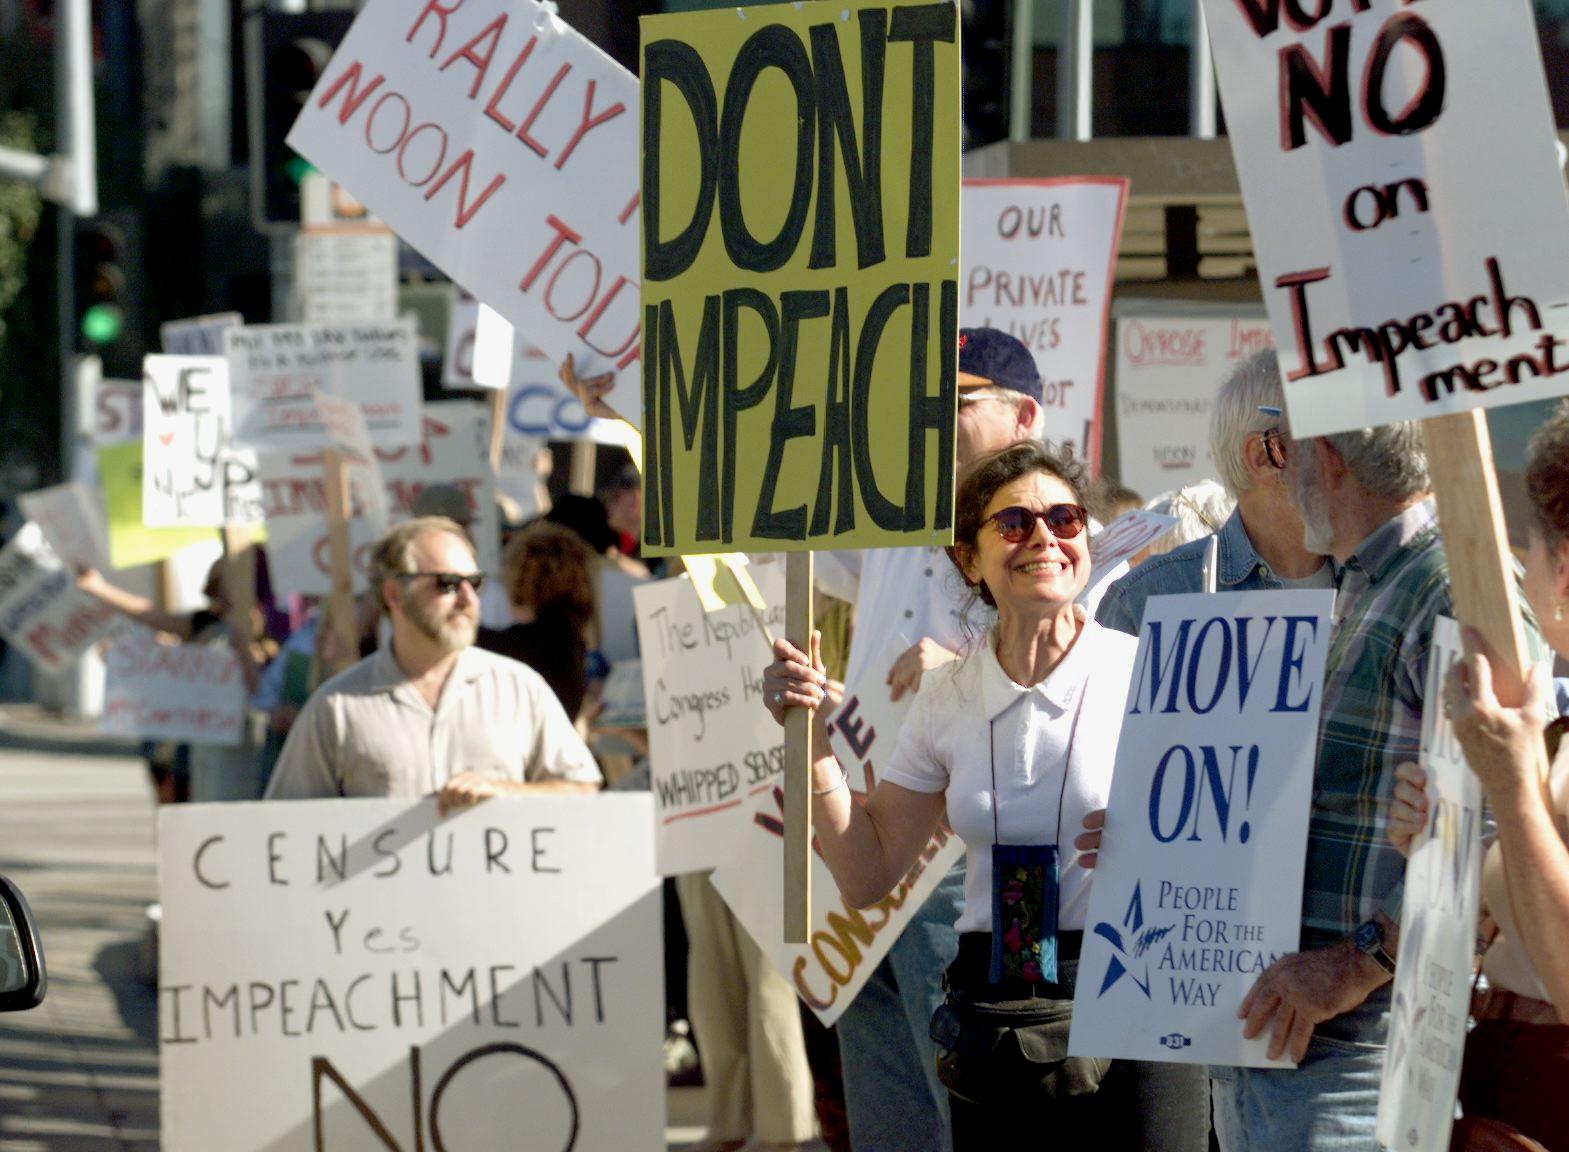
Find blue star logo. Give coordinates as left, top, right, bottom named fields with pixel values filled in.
left=1093, top=882, right=1173, bottom=999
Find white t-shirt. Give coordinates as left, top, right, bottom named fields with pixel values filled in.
left=880, top=614, right=1138, bottom=934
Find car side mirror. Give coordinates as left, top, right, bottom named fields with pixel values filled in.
left=0, top=875, right=46, bottom=1011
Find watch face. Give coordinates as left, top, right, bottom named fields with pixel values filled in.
left=1355, top=921, right=1380, bottom=951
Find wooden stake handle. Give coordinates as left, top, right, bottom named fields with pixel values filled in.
left=1422, top=412, right=1531, bottom=704
left=322, top=449, right=359, bottom=675
left=221, top=524, right=257, bottom=643
left=487, top=390, right=507, bottom=474
left=784, top=552, right=814, bottom=944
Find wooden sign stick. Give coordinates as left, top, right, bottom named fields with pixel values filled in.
left=784, top=551, right=814, bottom=944
left=570, top=440, right=597, bottom=497
left=221, top=524, right=257, bottom=647
left=322, top=448, right=359, bottom=675
left=487, top=389, right=507, bottom=473
left=1422, top=412, right=1532, bottom=704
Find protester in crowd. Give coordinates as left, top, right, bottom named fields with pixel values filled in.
left=565, top=326, right=1085, bottom=1152
left=265, top=517, right=601, bottom=803
left=1097, top=348, right=1331, bottom=635
left=1388, top=403, right=1569, bottom=1152
left=1133, top=478, right=1235, bottom=560
left=411, top=481, right=509, bottom=632
left=477, top=520, right=597, bottom=721
left=765, top=440, right=1208, bottom=1149
left=1087, top=479, right=1143, bottom=525
left=599, top=458, right=643, bottom=561
left=1197, top=417, right=1495, bottom=1152
left=548, top=493, right=647, bottom=668
left=76, top=551, right=281, bottom=801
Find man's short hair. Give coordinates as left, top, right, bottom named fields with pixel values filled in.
left=369, top=517, right=474, bottom=609
left=1209, top=348, right=1284, bottom=498
left=1324, top=422, right=1430, bottom=502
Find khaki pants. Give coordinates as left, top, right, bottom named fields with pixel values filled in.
left=676, top=871, right=816, bottom=1144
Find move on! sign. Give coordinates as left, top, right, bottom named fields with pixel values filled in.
left=639, top=0, right=961, bottom=556
left=1201, top=0, right=1569, bottom=437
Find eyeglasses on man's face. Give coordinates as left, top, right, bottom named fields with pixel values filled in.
left=1261, top=427, right=1289, bottom=470
left=395, top=571, right=486, bottom=596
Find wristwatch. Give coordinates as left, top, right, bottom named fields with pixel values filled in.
left=1353, top=919, right=1396, bottom=976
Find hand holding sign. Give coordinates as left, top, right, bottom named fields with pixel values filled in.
left=1238, top=940, right=1391, bottom=1064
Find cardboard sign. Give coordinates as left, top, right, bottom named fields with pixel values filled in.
left=93, top=376, right=144, bottom=444
left=311, top=389, right=392, bottom=528
left=443, top=289, right=480, bottom=388
left=827, top=631, right=916, bottom=795
left=639, top=0, right=961, bottom=556
left=296, top=232, right=399, bottom=325
left=258, top=402, right=498, bottom=598
left=1114, top=313, right=1274, bottom=497
left=1375, top=618, right=1480, bottom=1152
left=1089, top=510, right=1182, bottom=572
left=101, top=626, right=247, bottom=746
left=961, top=178, right=1128, bottom=472
left=1069, top=589, right=1334, bottom=1067
left=0, top=523, right=121, bottom=675
left=17, top=481, right=110, bottom=572
left=225, top=320, right=423, bottom=452
left=710, top=799, right=963, bottom=1027
left=161, top=312, right=243, bottom=356
left=634, top=566, right=786, bottom=876
left=158, top=796, right=665, bottom=1152
left=142, top=355, right=265, bottom=528
left=1200, top=0, right=1569, bottom=437
left=285, top=0, right=643, bottom=421
left=98, top=440, right=218, bottom=570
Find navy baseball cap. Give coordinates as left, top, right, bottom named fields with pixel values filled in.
left=958, top=327, right=1043, bottom=402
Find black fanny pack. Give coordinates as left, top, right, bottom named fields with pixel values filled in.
left=928, top=932, right=1110, bottom=1106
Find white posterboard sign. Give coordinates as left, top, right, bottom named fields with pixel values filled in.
left=1200, top=0, right=1569, bottom=438
left=962, top=178, right=1128, bottom=472
left=1376, top=618, right=1480, bottom=1152
left=285, top=0, right=643, bottom=423
left=258, top=401, right=498, bottom=598
left=0, top=523, right=122, bottom=675
left=93, top=376, right=144, bottom=444
left=1082, top=510, right=1181, bottom=611
left=160, top=312, right=244, bottom=356
left=296, top=232, right=399, bottom=325
left=443, top=288, right=480, bottom=388
left=1070, top=589, right=1334, bottom=1067
left=711, top=803, right=963, bottom=1027
left=633, top=566, right=786, bottom=876
left=17, top=481, right=110, bottom=572
left=827, top=631, right=916, bottom=795
left=312, top=388, right=392, bottom=528
left=225, top=319, right=423, bottom=452
left=158, top=796, right=664, bottom=1152
left=101, top=626, right=247, bottom=747
left=1114, top=313, right=1274, bottom=497
left=142, top=355, right=264, bottom=528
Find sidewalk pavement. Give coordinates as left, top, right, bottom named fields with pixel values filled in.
left=0, top=706, right=813, bottom=1151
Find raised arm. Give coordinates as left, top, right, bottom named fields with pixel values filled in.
left=763, top=634, right=947, bottom=909
left=75, top=567, right=196, bottom=639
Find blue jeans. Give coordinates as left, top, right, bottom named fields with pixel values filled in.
left=1209, top=986, right=1391, bottom=1152
left=837, top=864, right=964, bottom=1152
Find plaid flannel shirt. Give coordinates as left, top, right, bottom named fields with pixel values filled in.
left=1301, top=499, right=1452, bottom=946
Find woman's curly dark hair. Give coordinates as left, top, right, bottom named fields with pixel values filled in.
left=1527, top=399, right=1569, bottom=549
left=946, top=440, right=1091, bottom=609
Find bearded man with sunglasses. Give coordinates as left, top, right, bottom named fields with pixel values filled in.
left=266, top=517, right=601, bottom=805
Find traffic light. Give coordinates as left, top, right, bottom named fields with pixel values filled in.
left=245, top=10, right=355, bottom=229
left=962, top=0, right=1012, bottom=149
left=74, top=213, right=144, bottom=376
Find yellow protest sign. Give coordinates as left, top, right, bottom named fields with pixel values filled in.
left=639, top=0, right=961, bottom=557
left=99, top=441, right=218, bottom=569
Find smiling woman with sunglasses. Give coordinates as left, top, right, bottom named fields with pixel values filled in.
left=762, top=441, right=1207, bottom=1151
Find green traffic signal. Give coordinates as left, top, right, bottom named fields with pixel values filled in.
left=285, top=155, right=314, bottom=186
left=80, top=303, right=125, bottom=345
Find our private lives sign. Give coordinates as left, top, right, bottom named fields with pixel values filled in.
left=158, top=796, right=664, bottom=1152
left=1070, top=589, right=1334, bottom=1067
left=1200, top=0, right=1569, bottom=437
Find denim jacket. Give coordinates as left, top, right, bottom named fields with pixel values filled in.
left=1095, top=509, right=1299, bottom=636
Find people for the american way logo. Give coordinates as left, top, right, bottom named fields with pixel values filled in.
left=1092, top=882, right=1174, bottom=999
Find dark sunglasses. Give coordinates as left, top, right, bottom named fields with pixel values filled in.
left=396, top=571, right=486, bottom=595
left=985, top=504, right=1088, bottom=543
left=1261, top=427, right=1288, bottom=470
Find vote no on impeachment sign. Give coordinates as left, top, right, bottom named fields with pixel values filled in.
left=639, top=0, right=961, bottom=555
